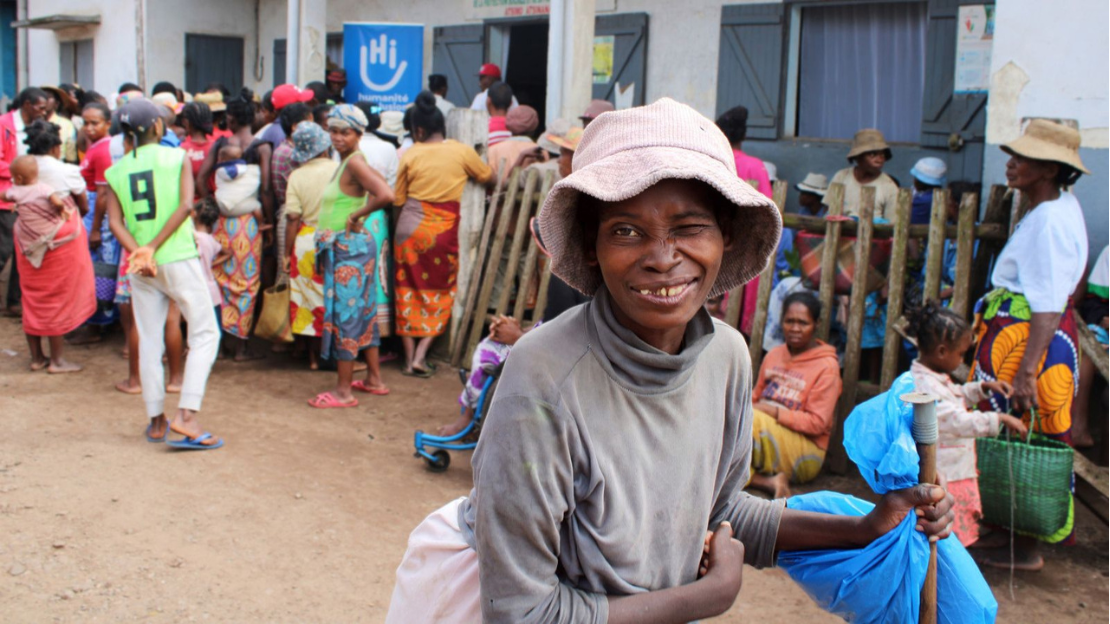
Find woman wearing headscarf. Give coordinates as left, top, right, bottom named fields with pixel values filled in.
left=970, top=119, right=1090, bottom=570
left=393, top=91, right=493, bottom=377
left=12, top=120, right=95, bottom=371
left=305, top=106, right=395, bottom=408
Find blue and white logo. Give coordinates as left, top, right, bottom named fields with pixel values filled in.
left=344, top=23, right=424, bottom=111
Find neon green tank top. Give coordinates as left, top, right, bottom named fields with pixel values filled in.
left=318, top=152, right=368, bottom=232
left=104, top=144, right=197, bottom=265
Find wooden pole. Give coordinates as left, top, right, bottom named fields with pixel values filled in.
left=950, top=192, right=978, bottom=318
left=449, top=161, right=508, bottom=366
left=903, top=392, right=939, bottom=624
left=827, top=186, right=875, bottom=474
left=446, top=108, right=490, bottom=348
left=749, top=180, right=789, bottom=374
left=816, top=183, right=845, bottom=342
left=922, top=190, right=949, bottom=303
left=879, top=189, right=913, bottom=389
left=513, top=170, right=557, bottom=323
left=494, top=170, right=541, bottom=315
left=780, top=213, right=1007, bottom=241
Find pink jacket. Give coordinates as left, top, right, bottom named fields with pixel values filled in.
left=0, top=111, right=20, bottom=211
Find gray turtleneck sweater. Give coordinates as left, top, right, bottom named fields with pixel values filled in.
left=458, top=287, right=785, bottom=623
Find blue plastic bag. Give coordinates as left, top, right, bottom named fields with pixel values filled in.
left=778, top=372, right=998, bottom=623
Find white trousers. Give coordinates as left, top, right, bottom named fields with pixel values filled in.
left=130, top=257, right=218, bottom=419
left=385, top=498, right=481, bottom=623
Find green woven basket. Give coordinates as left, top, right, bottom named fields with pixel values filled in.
left=976, top=411, right=1074, bottom=540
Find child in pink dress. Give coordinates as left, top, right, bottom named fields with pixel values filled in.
left=906, top=301, right=1027, bottom=546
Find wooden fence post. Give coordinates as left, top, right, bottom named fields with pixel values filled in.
left=513, top=170, right=557, bottom=323
left=816, top=184, right=845, bottom=342
left=879, top=189, right=913, bottom=389
left=827, top=186, right=876, bottom=474
left=950, top=192, right=978, bottom=317
left=922, top=189, right=949, bottom=303
left=748, top=180, right=789, bottom=374
left=969, top=185, right=1010, bottom=306
left=446, top=108, right=490, bottom=348
left=494, top=170, right=542, bottom=315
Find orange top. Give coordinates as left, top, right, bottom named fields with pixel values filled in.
left=753, top=342, right=842, bottom=450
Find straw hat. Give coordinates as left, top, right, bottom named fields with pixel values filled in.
left=795, top=173, right=829, bottom=196
left=194, top=92, right=226, bottom=113
left=538, top=118, right=571, bottom=154
left=1002, top=119, right=1089, bottom=175
left=538, top=97, right=781, bottom=297
left=847, top=128, right=892, bottom=161
left=545, top=126, right=584, bottom=152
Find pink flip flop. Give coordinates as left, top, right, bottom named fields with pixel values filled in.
left=351, top=380, right=390, bottom=395
left=307, top=391, right=359, bottom=409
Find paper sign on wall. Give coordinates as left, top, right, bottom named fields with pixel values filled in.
left=344, top=23, right=424, bottom=111
left=954, top=5, right=994, bottom=94
left=593, top=36, right=614, bottom=85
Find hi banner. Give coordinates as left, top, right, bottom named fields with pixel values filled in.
left=344, top=23, right=424, bottom=111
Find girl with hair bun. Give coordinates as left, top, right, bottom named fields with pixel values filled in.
left=906, top=300, right=1025, bottom=548
left=392, top=90, right=492, bottom=378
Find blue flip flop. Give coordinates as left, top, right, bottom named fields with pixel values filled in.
left=166, top=432, right=224, bottom=451
left=145, top=423, right=167, bottom=444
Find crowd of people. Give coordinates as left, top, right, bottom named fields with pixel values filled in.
left=0, top=60, right=1104, bottom=613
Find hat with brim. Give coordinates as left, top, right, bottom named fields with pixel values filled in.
left=847, top=128, right=892, bottom=161
left=194, top=92, right=226, bottom=113
left=377, top=110, right=405, bottom=139
left=910, top=156, right=947, bottom=187
left=538, top=118, right=571, bottom=154
left=291, top=121, right=332, bottom=163
left=1001, top=119, right=1089, bottom=175
left=795, top=173, right=829, bottom=196
left=545, top=126, right=584, bottom=152
left=40, top=85, right=79, bottom=112
left=538, top=97, right=780, bottom=297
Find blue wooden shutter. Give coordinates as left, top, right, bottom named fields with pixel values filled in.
left=592, top=13, right=649, bottom=107
left=185, top=35, right=244, bottom=95
left=273, top=39, right=286, bottom=86
left=717, top=3, right=785, bottom=140
left=920, top=0, right=991, bottom=180
left=432, top=25, right=486, bottom=108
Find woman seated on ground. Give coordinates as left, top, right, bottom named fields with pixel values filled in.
left=748, top=292, right=842, bottom=499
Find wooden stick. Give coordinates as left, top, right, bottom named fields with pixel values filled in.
left=816, top=183, right=845, bottom=342
left=921, top=190, right=949, bottom=303
left=969, top=185, right=1010, bottom=305
left=903, top=392, right=939, bottom=624
left=780, top=213, right=1007, bottom=241
left=449, top=160, right=508, bottom=366
left=880, top=189, right=912, bottom=389
left=749, top=180, right=788, bottom=374
left=531, top=256, right=553, bottom=324
left=494, top=170, right=541, bottom=315
left=827, top=186, right=874, bottom=474
left=462, top=168, right=522, bottom=365
left=513, top=170, right=557, bottom=323
left=950, top=192, right=978, bottom=317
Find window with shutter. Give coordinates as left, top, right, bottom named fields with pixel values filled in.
left=432, top=25, right=486, bottom=109
left=717, top=4, right=785, bottom=140
left=592, top=13, right=649, bottom=108
left=185, top=35, right=244, bottom=95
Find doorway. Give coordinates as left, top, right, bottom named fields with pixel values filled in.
left=499, top=21, right=548, bottom=127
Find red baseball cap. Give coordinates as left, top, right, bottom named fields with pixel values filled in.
left=478, top=63, right=502, bottom=79
left=272, top=84, right=314, bottom=110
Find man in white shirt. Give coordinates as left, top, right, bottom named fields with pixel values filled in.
left=469, top=64, right=519, bottom=111
left=353, top=102, right=400, bottom=187
left=429, top=74, right=455, bottom=120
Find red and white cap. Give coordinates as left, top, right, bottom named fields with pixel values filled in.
left=478, top=63, right=502, bottom=78
left=272, top=84, right=314, bottom=111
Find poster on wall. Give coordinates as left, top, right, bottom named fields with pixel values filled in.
left=954, top=5, right=994, bottom=94
left=343, top=23, right=424, bottom=111
left=592, top=36, right=614, bottom=85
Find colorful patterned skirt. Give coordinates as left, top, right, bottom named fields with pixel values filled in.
left=367, top=210, right=393, bottom=337
left=750, top=408, right=825, bottom=484
left=970, top=288, right=1079, bottom=441
left=82, top=190, right=121, bottom=325
left=318, top=229, right=380, bottom=362
left=212, top=214, right=262, bottom=338
left=394, top=199, right=459, bottom=338
left=289, top=224, right=324, bottom=337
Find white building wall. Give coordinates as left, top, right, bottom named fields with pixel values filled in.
left=983, top=0, right=1109, bottom=265
left=145, top=0, right=266, bottom=95
left=24, top=0, right=138, bottom=97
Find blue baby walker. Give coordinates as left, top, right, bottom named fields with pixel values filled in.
left=413, top=367, right=500, bottom=472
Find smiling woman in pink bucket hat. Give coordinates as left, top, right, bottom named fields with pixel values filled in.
left=384, top=98, right=955, bottom=624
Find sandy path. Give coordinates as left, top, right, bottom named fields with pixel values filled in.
left=0, top=316, right=1104, bottom=622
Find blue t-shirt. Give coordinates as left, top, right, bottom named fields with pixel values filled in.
left=260, top=123, right=286, bottom=149
left=160, top=131, right=181, bottom=148
left=910, top=189, right=933, bottom=225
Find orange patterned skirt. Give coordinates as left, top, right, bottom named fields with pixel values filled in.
left=393, top=199, right=459, bottom=338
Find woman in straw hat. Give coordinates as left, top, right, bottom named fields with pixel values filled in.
left=385, top=98, right=954, bottom=623
left=826, top=128, right=900, bottom=220
left=969, top=119, right=1090, bottom=569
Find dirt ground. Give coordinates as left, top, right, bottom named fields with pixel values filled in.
left=0, top=315, right=1106, bottom=623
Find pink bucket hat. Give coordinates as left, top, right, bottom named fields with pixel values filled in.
left=538, top=97, right=781, bottom=297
